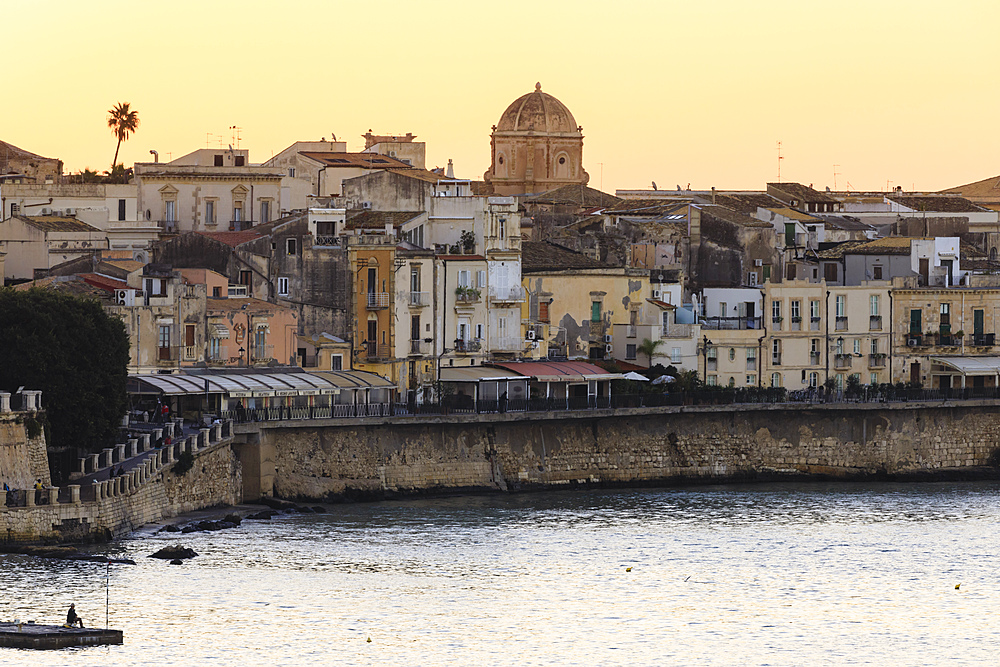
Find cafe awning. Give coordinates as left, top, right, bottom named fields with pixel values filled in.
left=930, top=356, right=1000, bottom=376
left=485, top=361, right=623, bottom=383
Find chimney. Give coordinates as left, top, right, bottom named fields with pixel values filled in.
left=446, top=159, right=454, bottom=179
left=711, top=186, right=716, bottom=204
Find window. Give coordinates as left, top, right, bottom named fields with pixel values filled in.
left=706, top=375, right=717, bottom=386
left=870, top=373, right=879, bottom=385
left=212, top=286, right=221, bottom=298
left=164, top=200, right=176, bottom=222
left=873, top=265, right=883, bottom=280
left=477, top=270, right=487, bottom=289
left=206, top=201, right=215, bottom=225
left=825, top=263, right=838, bottom=282
left=233, top=203, right=243, bottom=222
left=330, top=355, right=343, bottom=371
left=771, top=373, right=781, bottom=387
left=288, top=167, right=296, bottom=177
left=286, top=238, right=297, bottom=256
left=747, top=348, right=757, bottom=362
left=118, top=199, right=126, bottom=221
left=870, top=295, right=880, bottom=316
left=836, top=338, right=844, bottom=355
left=661, top=310, right=670, bottom=333
left=458, top=322, right=469, bottom=341
left=475, top=323, right=484, bottom=340
left=261, top=201, right=271, bottom=224
left=458, top=270, right=471, bottom=288
left=158, top=325, right=170, bottom=349
left=772, top=339, right=781, bottom=364
left=909, top=309, right=922, bottom=334
left=185, top=324, right=195, bottom=347
left=871, top=338, right=879, bottom=355
left=854, top=338, right=861, bottom=355
left=671, top=347, right=681, bottom=363
left=214, top=155, right=224, bottom=167
left=729, top=348, right=736, bottom=361
left=809, top=372, right=818, bottom=388
left=254, top=328, right=267, bottom=359
left=719, top=302, right=728, bottom=318
left=626, top=344, right=637, bottom=360
left=772, top=300, right=781, bottom=322
left=810, top=300, right=820, bottom=320
left=811, top=338, right=819, bottom=353
left=209, top=338, right=221, bottom=361
left=234, top=156, right=245, bottom=167
left=748, top=374, right=757, bottom=385
left=239, top=270, right=252, bottom=288
left=277, top=277, right=289, bottom=296
left=591, top=301, right=601, bottom=322
left=835, top=295, right=846, bottom=317
left=410, top=268, right=420, bottom=293
left=790, top=300, right=800, bottom=320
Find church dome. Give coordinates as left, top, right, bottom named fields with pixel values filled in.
left=496, top=83, right=579, bottom=134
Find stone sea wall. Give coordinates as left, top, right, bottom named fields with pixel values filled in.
left=0, top=414, right=51, bottom=489
left=260, top=402, right=1000, bottom=502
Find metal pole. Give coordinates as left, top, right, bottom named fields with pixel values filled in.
left=106, top=560, right=110, bottom=629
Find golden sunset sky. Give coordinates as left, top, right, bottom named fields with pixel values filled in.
left=5, top=0, right=998, bottom=193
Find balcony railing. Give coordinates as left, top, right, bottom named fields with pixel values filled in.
left=810, top=317, right=821, bottom=331
left=810, top=351, right=821, bottom=365
left=868, top=354, right=887, bottom=368
left=701, top=316, right=761, bottom=330
left=183, top=345, right=197, bottom=361
left=409, top=339, right=431, bottom=355
left=488, top=285, right=526, bottom=304
left=835, top=316, right=848, bottom=331
left=314, top=235, right=340, bottom=247
left=251, top=344, right=274, bottom=363
left=834, top=354, right=853, bottom=369
left=207, top=346, right=229, bottom=364
left=408, top=292, right=430, bottom=307
left=455, top=289, right=481, bottom=304
left=972, top=333, right=996, bottom=347
left=363, top=342, right=392, bottom=360
left=490, top=336, right=523, bottom=352
left=870, top=315, right=882, bottom=331
left=158, top=220, right=178, bottom=233
left=706, top=358, right=718, bottom=371
left=905, top=334, right=926, bottom=347
left=746, top=358, right=757, bottom=371
left=626, top=325, right=638, bottom=338
left=366, top=292, right=389, bottom=309
left=790, top=317, right=802, bottom=331
left=771, top=354, right=782, bottom=366
left=661, top=323, right=692, bottom=338
left=454, top=339, right=482, bottom=354
left=935, top=333, right=962, bottom=347
left=157, top=346, right=178, bottom=362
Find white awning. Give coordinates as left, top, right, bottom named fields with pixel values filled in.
left=211, top=324, right=230, bottom=338
left=930, top=356, right=1000, bottom=375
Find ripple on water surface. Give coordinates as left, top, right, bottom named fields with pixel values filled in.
left=1, top=481, right=999, bottom=666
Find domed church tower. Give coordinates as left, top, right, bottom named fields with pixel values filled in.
left=484, top=83, right=589, bottom=195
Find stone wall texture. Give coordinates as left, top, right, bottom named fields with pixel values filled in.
left=0, top=415, right=51, bottom=489
left=261, top=403, right=1000, bottom=502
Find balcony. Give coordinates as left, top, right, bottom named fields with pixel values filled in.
left=409, top=339, right=431, bottom=355
left=488, top=285, right=526, bottom=304
left=490, top=336, right=523, bottom=352
left=772, top=317, right=783, bottom=329
left=868, top=354, right=887, bottom=368
left=251, top=344, right=274, bottom=363
left=454, top=339, right=482, bottom=354
left=183, top=345, right=197, bottom=361
left=207, top=346, right=229, bottom=365
left=157, top=346, right=178, bottom=362
left=408, top=291, right=430, bottom=308
left=706, top=358, right=718, bottom=371
left=701, top=316, right=761, bottom=330
left=771, top=354, right=782, bottom=366
left=314, top=235, right=340, bottom=247
left=661, top=323, right=692, bottom=338
left=935, top=333, right=962, bottom=347
left=810, top=316, right=821, bottom=331
left=746, top=358, right=757, bottom=371
left=835, top=316, right=848, bottom=331
left=366, top=292, right=389, bottom=309
left=905, top=334, right=925, bottom=347
left=158, top=220, right=178, bottom=233
left=834, top=354, right=853, bottom=369
left=589, top=320, right=606, bottom=337
left=455, top=288, right=481, bottom=304
left=363, top=342, right=392, bottom=361
left=809, top=351, right=821, bottom=365
left=790, top=317, right=802, bottom=331
left=972, top=333, right=996, bottom=347
left=870, top=315, right=882, bottom=331
left=626, top=325, right=638, bottom=338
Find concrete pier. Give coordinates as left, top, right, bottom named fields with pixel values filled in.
left=0, top=622, right=123, bottom=649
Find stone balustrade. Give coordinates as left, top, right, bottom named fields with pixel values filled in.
left=0, top=392, right=9, bottom=413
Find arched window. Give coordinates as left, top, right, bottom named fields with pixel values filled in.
left=991, top=247, right=997, bottom=260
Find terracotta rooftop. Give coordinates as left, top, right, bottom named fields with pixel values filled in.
left=524, top=184, right=622, bottom=208
left=12, top=275, right=113, bottom=301
left=707, top=193, right=784, bottom=215
left=886, top=194, right=987, bottom=213
left=940, top=175, right=1000, bottom=200
left=521, top=240, right=610, bottom=272
left=386, top=168, right=449, bottom=184
left=12, top=215, right=100, bottom=233
left=195, top=230, right=263, bottom=248
left=344, top=210, right=423, bottom=230
left=767, top=182, right=840, bottom=204
left=101, top=259, right=144, bottom=273
left=79, top=273, right=129, bottom=292
left=817, top=237, right=915, bottom=259
left=698, top=204, right=772, bottom=228
left=299, top=152, right=412, bottom=169
left=767, top=207, right=822, bottom=222
left=604, top=199, right=684, bottom=216
left=816, top=215, right=874, bottom=232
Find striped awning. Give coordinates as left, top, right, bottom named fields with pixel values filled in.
left=211, top=323, right=230, bottom=338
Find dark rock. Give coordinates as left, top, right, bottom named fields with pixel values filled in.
left=259, top=496, right=297, bottom=511
left=291, top=505, right=313, bottom=513
left=180, top=525, right=199, bottom=533
left=310, top=506, right=328, bottom=514
left=161, top=525, right=181, bottom=533
left=170, top=559, right=184, bottom=565
left=246, top=510, right=276, bottom=520
left=149, top=546, right=198, bottom=560
left=222, top=513, right=242, bottom=526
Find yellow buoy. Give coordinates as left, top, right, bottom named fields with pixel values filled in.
left=626, top=567, right=632, bottom=572
left=955, top=584, right=961, bottom=590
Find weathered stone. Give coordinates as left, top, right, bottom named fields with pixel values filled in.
left=149, top=546, right=198, bottom=560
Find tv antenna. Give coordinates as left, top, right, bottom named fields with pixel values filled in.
left=230, top=126, right=243, bottom=149
left=776, top=141, right=784, bottom=181
left=833, top=164, right=840, bottom=191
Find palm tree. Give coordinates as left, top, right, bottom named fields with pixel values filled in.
left=107, top=102, right=139, bottom=168
left=637, top=338, right=664, bottom=367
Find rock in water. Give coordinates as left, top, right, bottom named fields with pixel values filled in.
left=170, top=559, right=184, bottom=565
left=149, top=546, right=198, bottom=560
left=246, top=510, right=277, bottom=520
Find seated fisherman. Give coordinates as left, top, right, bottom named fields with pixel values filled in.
left=66, top=603, right=84, bottom=628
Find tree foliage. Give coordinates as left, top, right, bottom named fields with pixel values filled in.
left=107, top=101, right=140, bottom=169
left=0, top=288, right=129, bottom=460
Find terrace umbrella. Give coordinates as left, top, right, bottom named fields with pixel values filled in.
left=622, top=371, right=649, bottom=381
